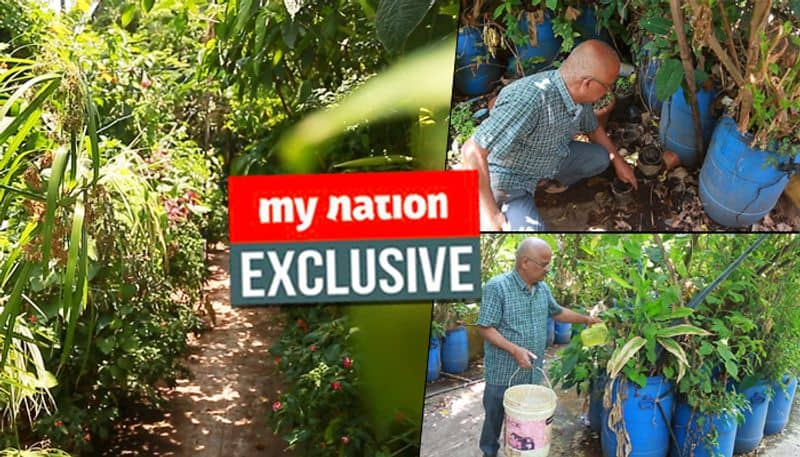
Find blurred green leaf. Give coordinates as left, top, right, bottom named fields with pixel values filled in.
left=375, top=0, right=435, bottom=52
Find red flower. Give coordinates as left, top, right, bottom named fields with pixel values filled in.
left=342, top=356, right=353, bottom=369
left=54, top=420, right=64, bottom=428
left=274, top=355, right=282, bottom=364
left=309, top=344, right=317, bottom=352
left=331, top=381, right=341, bottom=391
left=27, top=314, right=37, bottom=324
left=140, top=78, right=151, bottom=89
left=272, top=401, right=282, bottom=412
left=296, top=319, right=309, bottom=332
left=84, top=433, right=91, bottom=442
left=341, top=436, right=350, bottom=445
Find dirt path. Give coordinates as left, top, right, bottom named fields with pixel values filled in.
left=105, top=246, right=290, bottom=456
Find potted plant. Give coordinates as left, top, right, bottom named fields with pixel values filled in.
left=590, top=237, right=711, bottom=457
left=432, top=301, right=470, bottom=374
left=751, top=237, right=800, bottom=436
left=611, top=73, right=637, bottom=123
left=690, top=3, right=800, bottom=226
left=455, top=1, right=506, bottom=95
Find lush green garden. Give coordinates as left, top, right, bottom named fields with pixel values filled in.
left=1, top=0, right=465, bottom=455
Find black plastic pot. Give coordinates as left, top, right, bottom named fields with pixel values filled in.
left=610, top=91, right=635, bottom=122
left=611, top=177, right=634, bottom=205
left=637, top=146, right=663, bottom=178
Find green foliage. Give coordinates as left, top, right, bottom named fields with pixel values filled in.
left=207, top=0, right=457, bottom=174
left=1, top=1, right=222, bottom=452
left=268, top=306, right=416, bottom=456
left=449, top=102, right=477, bottom=145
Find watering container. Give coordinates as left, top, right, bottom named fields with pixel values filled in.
left=426, top=336, right=441, bottom=382
left=506, top=13, right=561, bottom=76
left=765, top=375, right=798, bottom=435
left=455, top=26, right=504, bottom=96
left=733, top=379, right=770, bottom=453
left=671, top=400, right=737, bottom=457
left=658, top=86, right=717, bottom=168
left=601, top=376, right=674, bottom=457
left=554, top=321, right=572, bottom=344
left=546, top=318, right=555, bottom=347
left=699, top=116, right=800, bottom=227
left=441, top=326, right=469, bottom=374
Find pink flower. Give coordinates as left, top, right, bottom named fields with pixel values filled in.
left=342, top=356, right=353, bottom=369
left=309, top=344, right=317, bottom=352
left=341, top=435, right=350, bottom=445
left=272, top=401, right=282, bottom=412
left=331, top=381, right=341, bottom=391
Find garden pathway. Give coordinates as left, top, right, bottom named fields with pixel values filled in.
left=105, top=245, right=292, bottom=456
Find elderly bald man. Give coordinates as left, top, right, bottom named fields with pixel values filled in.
left=463, top=40, right=638, bottom=231
left=476, top=237, right=601, bottom=457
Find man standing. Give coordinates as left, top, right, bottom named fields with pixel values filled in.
left=477, top=237, right=601, bottom=457
left=462, top=40, right=638, bottom=231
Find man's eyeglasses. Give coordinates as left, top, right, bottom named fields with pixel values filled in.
left=584, top=75, right=614, bottom=95
left=524, top=256, right=550, bottom=269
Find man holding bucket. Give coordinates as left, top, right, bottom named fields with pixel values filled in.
left=477, top=237, right=601, bottom=457
left=462, top=40, right=638, bottom=231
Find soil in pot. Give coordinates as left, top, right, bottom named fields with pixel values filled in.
left=637, top=145, right=663, bottom=178
left=611, top=177, right=634, bottom=205
left=593, top=92, right=616, bottom=129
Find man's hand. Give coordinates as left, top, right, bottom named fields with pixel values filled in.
left=613, top=159, right=638, bottom=190
left=483, top=211, right=509, bottom=231
left=512, top=346, right=537, bottom=369
left=585, top=315, right=603, bottom=326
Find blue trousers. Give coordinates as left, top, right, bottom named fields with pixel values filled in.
left=493, top=141, right=609, bottom=231
left=479, top=383, right=508, bottom=456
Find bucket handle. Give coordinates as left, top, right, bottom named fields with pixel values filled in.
left=508, top=364, right=553, bottom=389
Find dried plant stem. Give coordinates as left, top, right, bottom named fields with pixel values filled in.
left=669, top=0, right=704, bottom=159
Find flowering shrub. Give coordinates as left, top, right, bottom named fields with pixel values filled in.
left=267, top=307, right=372, bottom=456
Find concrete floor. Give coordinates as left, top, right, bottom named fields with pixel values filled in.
left=420, top=347, right=800, bottom=457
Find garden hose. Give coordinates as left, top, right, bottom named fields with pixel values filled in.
left=684, top=233, right=768, bottom=309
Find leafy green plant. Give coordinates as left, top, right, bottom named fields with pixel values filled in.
left=448, top=102, right=478, bottom=150
left=614, top=73, right=636, bottom=98
left=269, top=306, right=416, bottom=456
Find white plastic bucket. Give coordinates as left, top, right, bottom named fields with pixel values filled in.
left=503, top=367, right=557, bottom=457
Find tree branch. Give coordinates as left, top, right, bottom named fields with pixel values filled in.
left=670, top=0, right=705, bottom=159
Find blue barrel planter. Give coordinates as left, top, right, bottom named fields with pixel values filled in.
left=426, top=336, right=441, bottom=382
left=546, top=317, right=555, bottom=347
left=590, top=375, right=608, bottom=433
left=734, top=379, right=770, bottom=453
left=455, top=26, right=504, bottom=96
left=601, top=376, right=674, bottom=457
left=639, top=58, right=663, bottom=113
left=658, top=85, right=717, bottom=169
left=699, top=116, right=800, bottom=227
left=506, top=13, right=562, bottom=76
left=765, top=376, right=798, bottom=435
left=441, top=326, right=469, bottom=374
left=554, top=321, right=572, bottom=344
left=575, top=7, right=612, bottom=45
left=671, top=400, right=737, bottom=457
